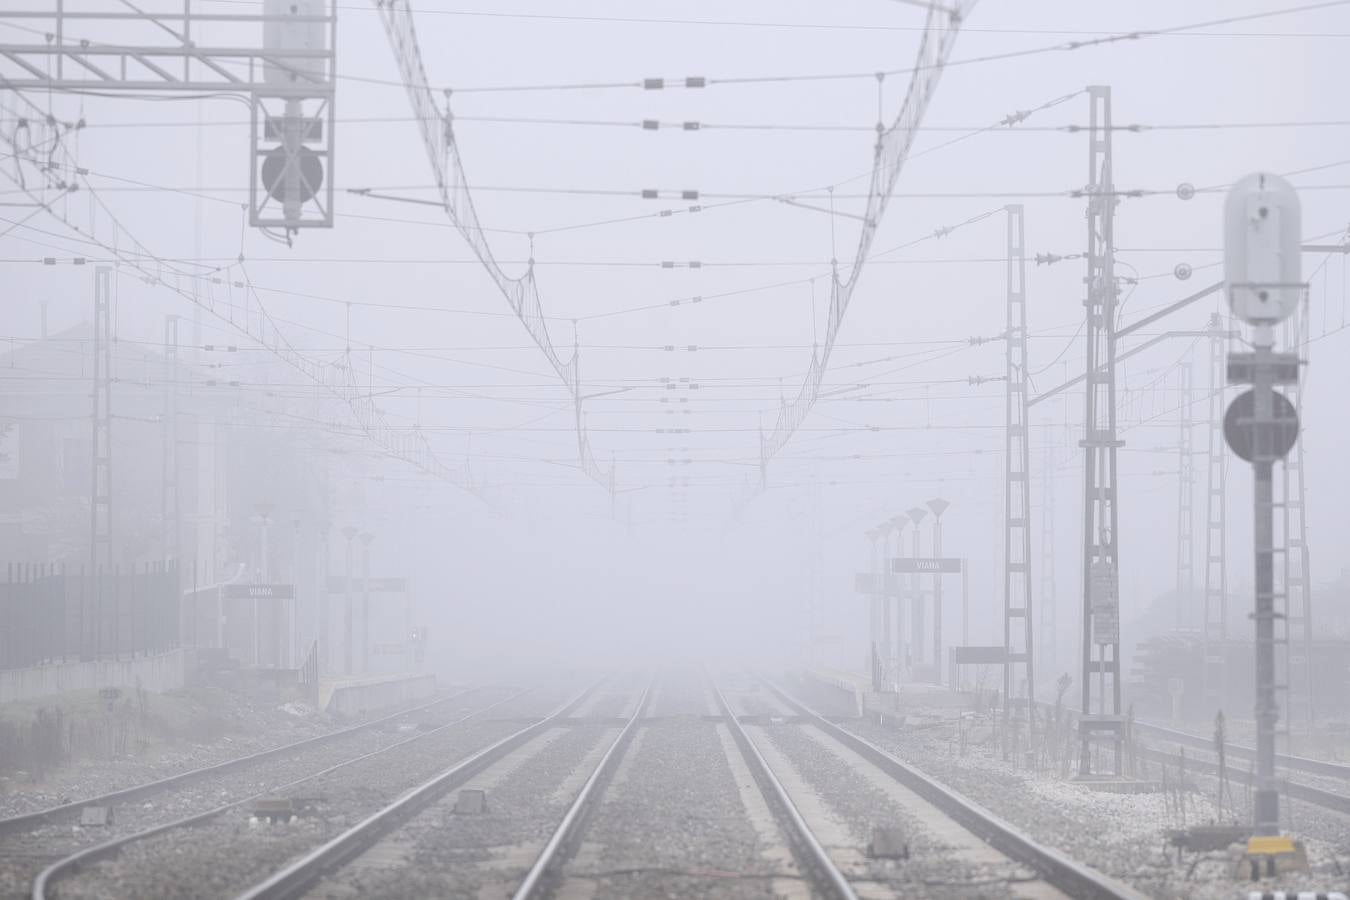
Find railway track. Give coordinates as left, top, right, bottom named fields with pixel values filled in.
left=1099, top=718, right=1350, bottom=819
left=708, top=680, right=858, bottom=900
left=0, top=687, right=498, bottom=899
left=10, top=671, right=1225, bottom=900
left=1025, top=699, right=1350, bottom=818
left=1134, top=718, right=1350, bottom=782
left=768, top=680, right=1147, bottom=900
left=514, top=672, right=856, bottom=900
left=509, top=678, right=654, bottom=899
left=229, top=680, right=607, bottom=900
left=0, top=686, right=481, bottom=839
left=1134, top=742, right=1350, bottom=817
left=26, top=684, right=556, bottom=900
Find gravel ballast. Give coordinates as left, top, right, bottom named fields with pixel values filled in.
left=18, top=682, right=587, bottom=900
left=789, top=676, right=1350, bottom=900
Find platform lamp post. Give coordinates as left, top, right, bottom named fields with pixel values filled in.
left=865, top=527, right=882, bottom=689
left=359, top=531, right=373, bottom=674
left=249, top=502, right=274, bottom=667
left=318, top=519, right=331, bottom=674
left=876, top=521, right=895, bottom=687
left=288, top=516, right=300, bottom=669
left=927, top=498, right=950, bottom=683
left=906, top=507, right=928, bottom=672
left=888, top=516, right=912, bottom=682
left=341, top=525, right=358, bottom=675
left=886, top=517, right=909, bottom=685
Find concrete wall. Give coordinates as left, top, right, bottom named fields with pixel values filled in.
left=0, top=649, right=187, bottom=704
left=324, top=673, right=437, bottom=717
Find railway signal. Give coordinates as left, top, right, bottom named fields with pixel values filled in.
left=1222, top=172, right=1303, bottom=844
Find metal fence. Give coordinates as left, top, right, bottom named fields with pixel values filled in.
left=0, top=562, right=181, bottom=669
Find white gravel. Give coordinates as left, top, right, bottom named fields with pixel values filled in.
left=789, top=675, right=1350, bottom=900
left=17, top=682, right=586, bottom=900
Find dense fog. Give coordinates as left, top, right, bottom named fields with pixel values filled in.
left=3, top=0, right=1348, bottom=739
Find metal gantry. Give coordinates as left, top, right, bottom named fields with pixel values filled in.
left=0, top=2, right=337, bottom=231
left=1003, top=204, right=1035, bottom=723
left=1078, top=86, right=1124, bottom=777
left=1175, top=361, right=1195, bottom=629
left=1202, top=312, right=1229, bottom=707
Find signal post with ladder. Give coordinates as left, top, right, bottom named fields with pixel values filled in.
left=1222, top=172, right=1307, bottom=872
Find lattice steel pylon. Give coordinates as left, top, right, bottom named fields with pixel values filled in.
left=1281, top=305, right=1314, bottom=731
left=1077, top=86, right=1124, bottom=778
left=1003, top=204, right=1035, bottom=728
left=91, top=266, right=114, bottom=572
left=1202, top=312, right=1229, bottom=708
left=1176, top=361, right=1195, bottom=629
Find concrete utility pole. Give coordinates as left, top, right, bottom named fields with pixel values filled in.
left=360, top=531, right=373, bottom=674
left=1078, top=85, right=1125, bottom=778
left=1003, top=203, right=1035, bottom=721
left=1176, top=361, right=1195, bottom=629
left=162, top=315, right=181, bottom=569
left=1040, top=450, right=1057, bottom=679
left=1221, top=171, right=1303, bottom=837
left=91, top=266, right=114, bottom=574
left=253, top=502, right=274, bottom=666
left=928, top=498, right=950, bottom=681
left=866, top=528, right=882, bottom=688
left=318, top=519, right=331, bottom=674
left=290, top=517, right=301, bottom=667
left=1202, top=312, right=1229, bottom=707
left=341, top=525, right=358, bottom=675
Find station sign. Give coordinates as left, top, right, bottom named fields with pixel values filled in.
left=951, top=646, right=1007, bottom=665
left=223, top=583, right=294, bottom=600
left=891, top=558, right=962, bottom=574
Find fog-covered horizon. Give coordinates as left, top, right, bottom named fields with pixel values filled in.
left=4, top=0, right=1349, bottom=683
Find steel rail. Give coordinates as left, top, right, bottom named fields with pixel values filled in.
left=0, top=684, right=479, bottom=838
left=510, top=679, right=653, bottom=900
left=769, top=681, right=1148, bottom=900
left=1135, top=743, right=1350, bottom=816
left=1028, top=698, right=1350, bottom=783
left=711, top=680, right=859, bottom=900
left=234, top=681, right=608, bottom=900
left=31, top=687, right=531, bottom=900
left=1133, top=718, right=1350, bottom=782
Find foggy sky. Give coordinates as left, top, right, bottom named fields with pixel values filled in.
left=3, top=0, right=1348, bottom=675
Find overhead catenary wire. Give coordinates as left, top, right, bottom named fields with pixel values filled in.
left=10, top=5, right=1350, bottom=520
